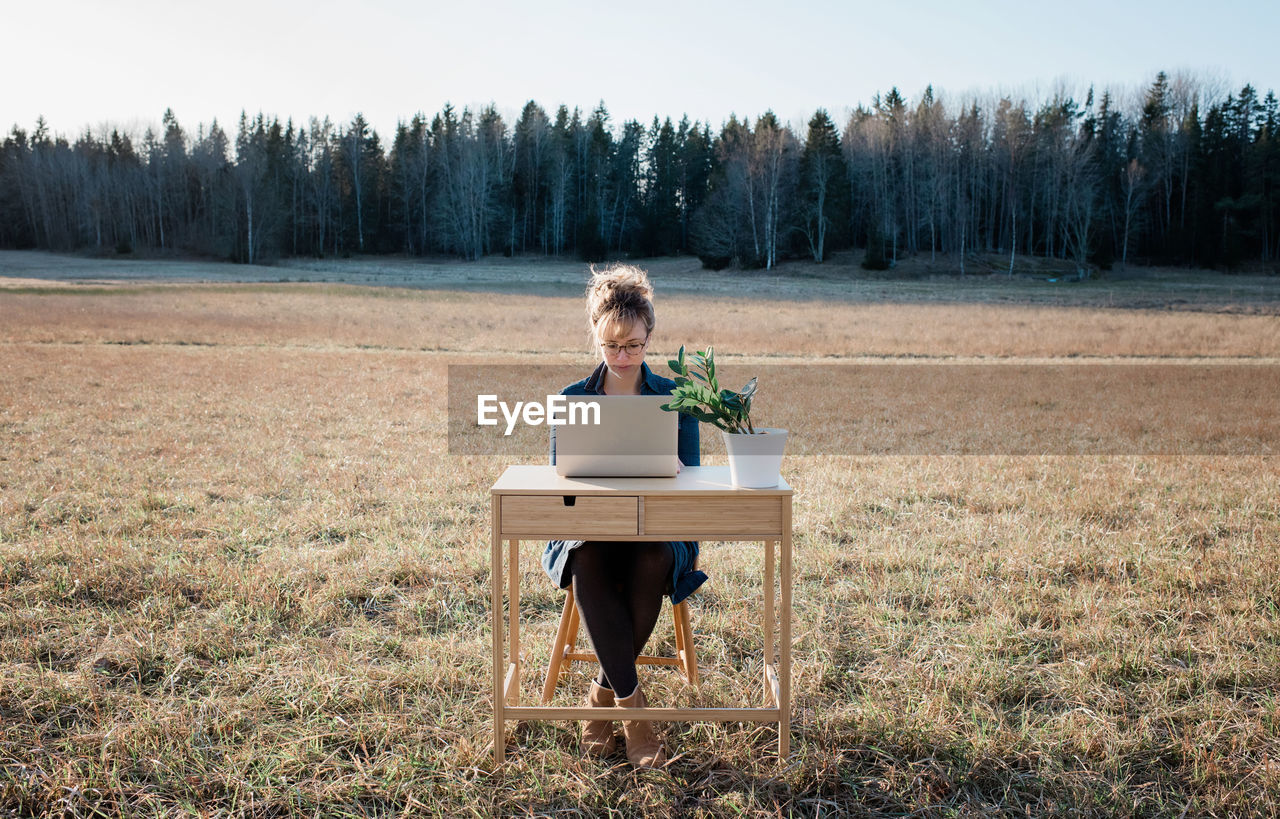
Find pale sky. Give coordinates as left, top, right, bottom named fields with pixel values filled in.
left=8, top=0, right=1278, bottom=140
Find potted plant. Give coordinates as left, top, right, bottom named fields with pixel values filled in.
left=660, top=345, right=787, bottom=488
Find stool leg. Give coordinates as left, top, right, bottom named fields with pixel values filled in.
left=672, top=601, right=687, bottom=678
left=566, top=590, right=582, bottom=661
left=541, top=591, right=577, bottom=704
left=677, top=601, right=698, bottom=686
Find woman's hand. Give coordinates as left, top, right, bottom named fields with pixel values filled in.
left=676, top=457, right=683, bottom=474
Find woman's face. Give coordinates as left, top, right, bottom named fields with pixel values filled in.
left=595, top=317, right=650, bottom=379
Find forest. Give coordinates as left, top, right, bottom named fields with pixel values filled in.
left=2, top=72, right=1277, bottom=273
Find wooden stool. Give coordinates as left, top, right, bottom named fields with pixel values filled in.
left=541, top=586, right=698, bottom=703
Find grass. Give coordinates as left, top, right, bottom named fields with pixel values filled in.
left=5, top=280, right=1280, bottom=359
left=2, top=258, right=1280, bottom=816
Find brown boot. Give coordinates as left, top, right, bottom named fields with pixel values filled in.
left=581, top=680, right=617, bottom=756
left=615, top=685, right=666, bottom=768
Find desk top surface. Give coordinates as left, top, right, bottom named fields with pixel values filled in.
left=492, top=465, right=792, bottom=496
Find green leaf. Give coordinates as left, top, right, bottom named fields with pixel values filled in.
left=667, top=346, right=687, bottom=377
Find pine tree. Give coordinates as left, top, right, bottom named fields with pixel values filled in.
left=641, top=116, right=681, bottom=256
left=798, top=108, right=848, bottom=262
left=678, top=118, right=712, bottom=252
left=513, top=101, right=551, bottom=254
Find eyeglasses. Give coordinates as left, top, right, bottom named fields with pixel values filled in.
left=600, top=337, right=649, bottom=356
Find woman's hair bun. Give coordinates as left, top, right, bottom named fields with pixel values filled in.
left=585, top=264, right=655, bottom=334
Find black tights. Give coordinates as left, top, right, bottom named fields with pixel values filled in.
left=569, top=541, right=674, bottom=698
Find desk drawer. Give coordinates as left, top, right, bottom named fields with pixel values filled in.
left=642, top=496, right=785, bottom=537
left=500, top=496, right=638, bottom=537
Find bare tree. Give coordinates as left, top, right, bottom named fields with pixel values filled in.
left=342, top=114, right=371, bottom=252
left=751, top=112, right=798, bottom=269
left=1062, top=137, right=1098, bottom=278
left=234, top=113, right=269, bottom=264
left=1119, top=158, right=1145, bottom=267
left=306, top=117, right=336, bottom=256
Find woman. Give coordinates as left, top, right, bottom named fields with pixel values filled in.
left=542, top=263, right=704, bottom=768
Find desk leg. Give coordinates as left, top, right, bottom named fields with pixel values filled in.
left=763, top=538, right=775, bottom=706
left=508, top=539, right=520, bottom=706
left=779, top=501, right=793, bottom=760
left=492, top=502, right=504, bottom=765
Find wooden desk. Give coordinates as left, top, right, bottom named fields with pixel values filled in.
left=490, top=465, right=794, bottom=764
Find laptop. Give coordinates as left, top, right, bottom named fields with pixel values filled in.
left=554, top=395, right=679, bottom=477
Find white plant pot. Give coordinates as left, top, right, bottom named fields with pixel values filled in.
left=721, top=428, right=788, bottom=488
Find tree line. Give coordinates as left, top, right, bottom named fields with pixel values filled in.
left=2, top=72, right=1277, bottom=272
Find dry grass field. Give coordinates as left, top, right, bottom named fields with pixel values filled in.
left=2, top=253, right=1280, bottom=816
